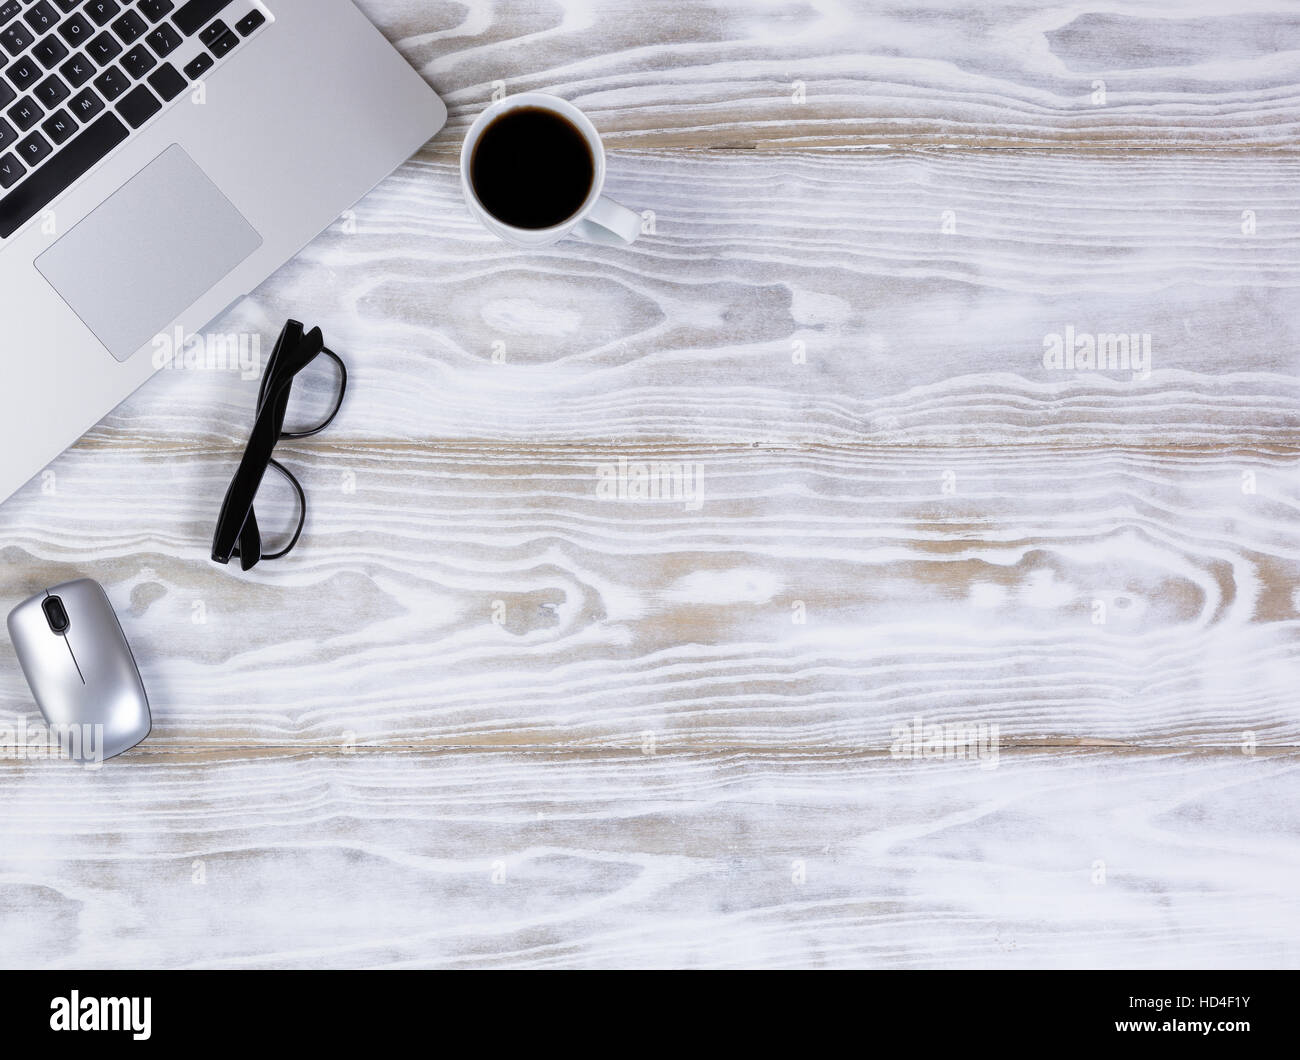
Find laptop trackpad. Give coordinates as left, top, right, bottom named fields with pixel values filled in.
left=35, top=145, right=262, bottom=362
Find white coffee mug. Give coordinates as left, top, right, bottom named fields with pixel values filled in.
left=460, top=93, right=641, bottom=248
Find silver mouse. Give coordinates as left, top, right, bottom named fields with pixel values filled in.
left=7, top=578, right=150, bottom=763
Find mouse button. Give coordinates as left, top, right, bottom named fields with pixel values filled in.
left=49, top=577, right=103, bottom=608
left=7, top=593, right=58, bottom=653
left=6, top=604, right=83, bottom=727
left=6, top=593, right=40, bottom=643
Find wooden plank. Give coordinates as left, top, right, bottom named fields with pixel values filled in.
left=3, top=444, right=1298, bottom=751
left=70, top=149, right=1300, bottom=450
left=356, top=0, right=1300, bottom=150
left=0, top=749, right=1295, bottom=968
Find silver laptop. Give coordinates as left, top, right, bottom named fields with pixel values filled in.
left=0, top=0, right=446, bottom=504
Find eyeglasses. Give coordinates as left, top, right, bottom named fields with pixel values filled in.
left=211, top=320, right=347, bottom=571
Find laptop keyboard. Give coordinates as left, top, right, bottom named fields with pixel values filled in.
left=0, top=0, right=270, bottom=239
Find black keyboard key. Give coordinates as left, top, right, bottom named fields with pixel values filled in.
left=92, top=63, right=126, bottom=98
left=145, top=20, right=179, bottom=55
left=68, top=84, right=102, bottom=118
left=145, top=59, right=182, bottom=99
left=24, top=2, right=60, bottom=34
left=0, top=79, right=12, bottom=108
left=87, top=29, right=121, bottom=64
left=54, top=0, right=84, bottom=12
left=32, top=34, right=69, bottom=69
left=41, top=107, right=75, bottom=143
left=198, top=19, right=225, bottom=46
left=59, top=12, right=93, bottom=46
left=137, top=0, right=174, bottom=21
left=0, top=114, right=13, bottom=148
left=0, top=21, right=33, bottom=55
left=173, top=0, right=232, bottom=36
left=0, top=2, right=20, bottom=28
left=7, top=95, right=41, bottom=130
left=60, top=53, right=94, bottom=86
left=111, top=9, right=146, bottom=43
left=33, top=73, right=69, bottom=107
left=181, top=50, right=209, bottom=79
left=114, top=81, right=157, bottom=127
left=0, top=111, right=127, bottom=237
left=120, top=42, right=154, bottom=77
left=207, top=27, right=235, bottom=56
left=0, top=150, right=23, bottom=188
left=84, top=1, right=122, bottom=27
left=6, top=55, right=40, bottom=90
left=16, top=129, right=51, bottom=166
left=235, top=10, right=263, bottom=36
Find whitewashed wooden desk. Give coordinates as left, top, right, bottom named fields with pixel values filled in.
left=1, top=0, right=1299, bottom=968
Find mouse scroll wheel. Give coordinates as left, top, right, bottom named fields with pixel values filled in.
left=42, top=596, right=69, bottom=634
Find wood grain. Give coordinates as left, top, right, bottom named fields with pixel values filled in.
left=0, top=749, right=1295, bottom=968
left=356, top=0, right=1300, bottom=150
left=75, top=149, right=1300, bottom=450
left=2, top=444, right=1298, bottom=752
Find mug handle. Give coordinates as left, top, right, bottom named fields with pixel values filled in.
left=574, top=196, right=642, bottom=245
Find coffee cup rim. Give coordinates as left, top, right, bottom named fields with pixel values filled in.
left=460, top=92, right=608, bottom=237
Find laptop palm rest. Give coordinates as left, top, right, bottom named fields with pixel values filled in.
left=35, top=145, right=263, bottom=363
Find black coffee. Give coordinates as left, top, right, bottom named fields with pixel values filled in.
left=471, top=107, right=595, bottom=230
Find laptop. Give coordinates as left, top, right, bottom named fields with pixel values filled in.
left=0, top=0, right=446, bottom=504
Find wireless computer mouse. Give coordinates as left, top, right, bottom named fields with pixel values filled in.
left=6, top=579, right=151, bottom=763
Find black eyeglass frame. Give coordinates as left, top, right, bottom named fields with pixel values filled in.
left=210, top=320, right=347, bottom=571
